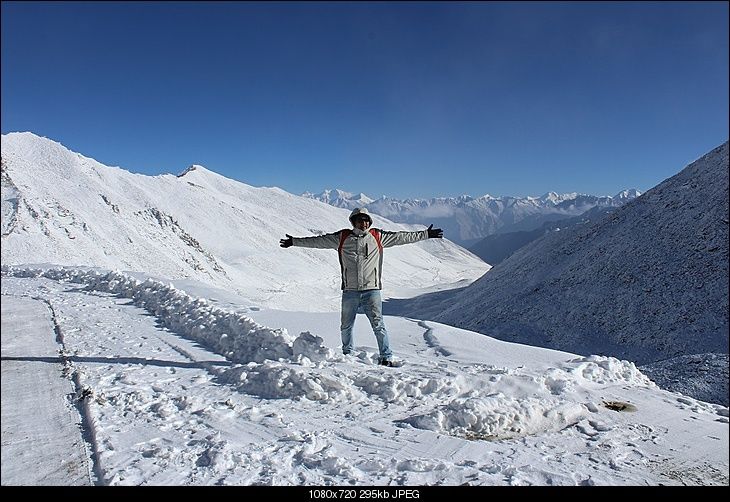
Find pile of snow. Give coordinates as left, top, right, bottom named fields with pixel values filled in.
left=3, top=265, right=298, bottom=366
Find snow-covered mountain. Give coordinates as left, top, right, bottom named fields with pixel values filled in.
left=1, top=132, right=490, bottom=312
left=303, top=188, right=641, bottom=247
left=390, top=142, right=729, bottom=375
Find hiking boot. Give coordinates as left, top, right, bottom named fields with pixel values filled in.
left=379, top=359, right=395, bottom=367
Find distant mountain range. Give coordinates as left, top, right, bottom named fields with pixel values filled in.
left=303, top=188, right=641, bottom=248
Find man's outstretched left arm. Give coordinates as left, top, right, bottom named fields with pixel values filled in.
left=379, top=224, right=443, bottom=248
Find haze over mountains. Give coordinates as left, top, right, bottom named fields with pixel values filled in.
left=1, top=132, right=489, bottom=312
left=387, top=142, right=729, bottom=404
left=303, top=187, right=641, bottom=248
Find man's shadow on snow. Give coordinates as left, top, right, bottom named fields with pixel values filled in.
left=382, top=286, right=467, bottom=319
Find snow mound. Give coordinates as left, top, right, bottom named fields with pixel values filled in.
left=407, top=394, right=588, bottom=440
left=565, top=355, right=656, bottom=387
left=1, top=265, right=301, bottom=365
left=221, top=361, right=360, bottom=402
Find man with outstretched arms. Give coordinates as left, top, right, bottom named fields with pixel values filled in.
left=280, top=207, right=443, bottom=366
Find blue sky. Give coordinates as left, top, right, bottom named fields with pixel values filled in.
left=2, top=1, right=728, bottom=199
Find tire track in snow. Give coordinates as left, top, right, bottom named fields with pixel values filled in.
left=417, top=320, right=452, bottom=357
left=37, top=295, right=107, bottom=486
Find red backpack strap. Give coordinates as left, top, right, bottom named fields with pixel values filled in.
left=369, top=228, right=383, bottom=252
left=338, top=229, right=352, bottom=254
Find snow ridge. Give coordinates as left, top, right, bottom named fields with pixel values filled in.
left=2, top=265, right=295, bottom=365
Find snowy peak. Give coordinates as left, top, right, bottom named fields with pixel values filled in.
left=614, top=188, right=642, bottom=200
left=540, top=191, right=559, bottom=202
left=2, top=131, right=57, bottom=149
left=173, top=163, right=245, bottom=192
left=302, top=188, right=374, bottom=208
left=540, top=191, right=580, bottom=204
left=177, top=164, right=210, bottom=177
left=1, top=132, right=92, bottom=172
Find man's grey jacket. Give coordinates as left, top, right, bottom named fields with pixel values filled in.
left=291, top=227, right=429, bottom=291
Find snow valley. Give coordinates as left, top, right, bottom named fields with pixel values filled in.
left=1, top=132, right=728, bottom=486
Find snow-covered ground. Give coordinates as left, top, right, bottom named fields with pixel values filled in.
left=2, top=265, right=728, bottom=486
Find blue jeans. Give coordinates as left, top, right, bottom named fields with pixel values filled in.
left=341, top=289, right=392, bottom=361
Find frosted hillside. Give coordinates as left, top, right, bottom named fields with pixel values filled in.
left=639, top=353, right=729, bottom=406
left=0, top=132, right=489, bottom=312
left=412, top=142, right=728, bottom=377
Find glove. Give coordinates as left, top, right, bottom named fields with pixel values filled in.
left=280, top=234, right=293, bottom=248
left=427, top=224, right=443, bottom=239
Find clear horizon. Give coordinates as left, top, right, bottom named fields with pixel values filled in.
left=2, top=1, right=728, bottom=199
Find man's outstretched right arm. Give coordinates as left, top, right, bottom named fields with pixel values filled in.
left=279, top=231, right=341, bottom=250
